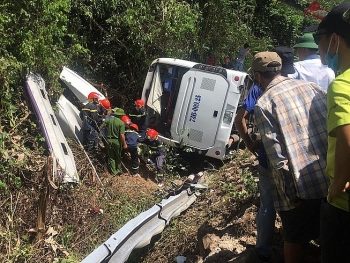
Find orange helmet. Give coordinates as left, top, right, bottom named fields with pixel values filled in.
left=146, top=129, right=158, bottom=139
left=88, top=92, right=100, bottom=99
left=99, top=98, right=110, bottom=110
left=130, top=123, right=139, bottom=131
left=121, top=115, right=131, bottom=125
left=135, top=99, right=145, bottom=107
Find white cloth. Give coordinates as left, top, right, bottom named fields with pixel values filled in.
left=147, top=66, right=162, bottom=113
left=288, top=54, right=335, bottom=91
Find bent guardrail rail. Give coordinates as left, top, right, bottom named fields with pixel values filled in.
left=81, top=186, right=202, bottom=263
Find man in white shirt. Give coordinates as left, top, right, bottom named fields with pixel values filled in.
left=288, top=33, right=335, bottom=91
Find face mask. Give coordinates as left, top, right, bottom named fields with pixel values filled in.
left=325, top=34, right=339, bottom=74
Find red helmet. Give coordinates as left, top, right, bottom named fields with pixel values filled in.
left=99, top=98, right=111, bottom=110
left=146, top=129, right=158, bottom=139
left=135, top=99, right=145, bottom=107
left=130, top=123, right=139, bottom=131
left=121, top=115, right=131, bottom=125
left=88, top=92, right=100, bottom=99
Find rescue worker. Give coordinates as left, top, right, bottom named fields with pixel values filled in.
left=80, top=92, right=103, bottom=150
left=121, top=115, right=132, bottom=127
left=100, top=108, right=127, bottom=175
left=98, top=98, right=111, bottom=117
left=143, top=128, right=166, bottom=187
left=100, top=105, right=114, bottom=138
left=129, top=99, right=147, bottom=141
left=124, top=121, right=141, bottom=177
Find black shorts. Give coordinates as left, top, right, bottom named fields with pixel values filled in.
left=278, top=198, right=322, bottom=243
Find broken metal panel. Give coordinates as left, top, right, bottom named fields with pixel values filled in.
left=158, top=189, right=197, bottom=223
left=26, top=73, right=78, bottom=183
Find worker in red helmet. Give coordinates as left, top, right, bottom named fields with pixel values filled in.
left=130, top=99, right=147, bottom=141
left=144, top=128, right=166, bottom=187
left=99, top=101, right=114, bottom=143
left=87, top=92, right=100, bottom=102
left=99, top=99, right=111, bottom=111
left=121, top=115, right=132, bottom=126
left=80, top=92, right=103, bottom=150
left=124, top=123, right=141, bottom=176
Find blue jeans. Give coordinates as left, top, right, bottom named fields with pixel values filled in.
left=234, top=61, right=244, bottom=71
left=255, top=165, right=276, bottom=257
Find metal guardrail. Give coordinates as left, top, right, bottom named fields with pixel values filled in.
left=81, top=187, right=201, bottom=263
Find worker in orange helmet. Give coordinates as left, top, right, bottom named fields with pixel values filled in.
left=130, top=99, right=147, bottom=141
left=121, top=115, right=132, bottom=126
left=144, top=128, right=166, bottom=187
left=99, top=98, right=113, bottom=142
left=99, top=98, right=111, bottom=112
left=80, top=92, right=103, bottom=150
left=124, top=123, right=141, bottom=176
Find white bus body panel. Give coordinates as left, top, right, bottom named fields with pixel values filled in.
left=59, top=66, right=105, bottom=104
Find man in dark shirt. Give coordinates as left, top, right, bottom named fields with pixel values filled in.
left=129, top=99, right=147, bottom=141
left=222, top=57, right=233, bottom=69
left=233, top=43, right=250, bottom=71
left=144, top=128, right=166, bottom=187
left=125, top=123, right=141, bottom=176
left=80, top=92, right=103, bottom=150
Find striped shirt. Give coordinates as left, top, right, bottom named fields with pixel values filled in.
left=255, top=76, right=330, bottom=211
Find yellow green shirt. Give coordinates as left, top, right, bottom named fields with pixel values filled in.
left=326, top=68, right=350, bottom=212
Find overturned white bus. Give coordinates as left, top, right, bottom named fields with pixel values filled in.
left=141, top=58, right=253, bottom=160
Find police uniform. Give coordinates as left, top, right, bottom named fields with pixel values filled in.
left=144, top=137, right=166, bottom=182
left=129, top=107, right=147, bottom=141
left=125, top=128, right=140, bottom=175
left=80, top=102, right=102, bottom=149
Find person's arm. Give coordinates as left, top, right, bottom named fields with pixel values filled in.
left=120, top=133, right=127, bottom=149
left=234, top=108, right=260, bottom=155
left=254, top=105, right=288, bottom=171
left=328, top=124, right=350, bottom=202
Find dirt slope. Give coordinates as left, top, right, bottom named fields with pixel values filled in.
left=0, top=140, right=321, bottom=263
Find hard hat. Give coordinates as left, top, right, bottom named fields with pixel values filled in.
left=135, top=99, right=145, bottom=107
left=146, top=129, right=158, bottom=139
left=88, top=92, right=100, bottom=99
left=99, top=98, right=111, bottom=110
left=130, top=123, right=139, bottom=131
left=121, top=115, right=131, bottom=125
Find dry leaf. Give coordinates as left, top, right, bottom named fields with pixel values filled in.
left=46, top=226, right=58, bottom=237
left=17, top=153, right=25, bottom=162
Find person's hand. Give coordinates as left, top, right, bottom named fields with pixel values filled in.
left=328, top=181, right=350, bottom=202
left=123, top=144, right=128, bottom=150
